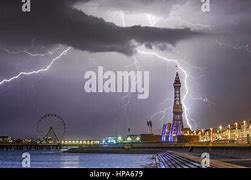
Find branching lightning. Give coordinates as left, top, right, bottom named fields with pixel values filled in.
left=0, top=47, right=72, bottom=85
left=0, top=10, right=208, bottom=131
left=174, top=16, right=211, bottom=30
left=115, top=11, right=140, bottom=132
left=136, top=49, right=193, bottom=129
left=121, top=56, right=139, bottom=112
left=118, top=11, right=139, bottom=113
left=3, top=49, right=45, bottom=57
left=167, top=8, right=211, bottom=30
left=145, top=14, right=159, bottom=27
left=3, top=45, right=62, bottom=57
left=216, top=40, right=251, bottom=54
left=114, top=11, right=209, bottom=130
left=144, top=12, right=211, bottom=30
left=143, top=13, right=209, bottom=130
left=150, top=105, right=173, bottom=122
left=150, top=96, right=174, bottom=123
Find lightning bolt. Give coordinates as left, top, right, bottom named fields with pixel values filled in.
left=112, top=11, right=126, bottom=27
left=136, top=49, right=193, bottom=129
left=121, top=56, right=139, bottom=112
left=216, top=40, right=251, bottom=54
left=145, top=14, right=159, bottom=27
left=3, top=45, right=62, bottom=57
left=120, top=11, right=126, bottom=27
left=3, top=49, right=45, bottom=57
left=0, top=47, right=72, bottom=86
left=149, top=97, right=174, bottom=124
left=174, top=16, right=211, bottom=30
left=167, top=9, right=211, bottom=30
left=115, top=11, right=208, bottom=130
left=143, top=14, right=207, bottom=130
left=150, top=100, right=173, bottom=123
left=118, top=11, right=137, bottom=113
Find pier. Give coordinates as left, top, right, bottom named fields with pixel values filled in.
left=0, top=143, right=77, bottom=150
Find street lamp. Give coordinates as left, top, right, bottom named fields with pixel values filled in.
left=228, top=124, right=231, bottom=139
left=219, top=126, right=223, bottom=139
left=199, top=131, right=202, bottom=141
left=235, top=122, right=238, bottom=139
left=201, top=129, right=204, bottom=141
left=243, top=121, right=246, bottom=137
left=210, top=128, right=213, bottom=142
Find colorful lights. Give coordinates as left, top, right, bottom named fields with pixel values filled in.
left=161, top=124, right=167, bottom=142
left=196, top=120, right=250, bottom=143
left=102, top=137, right=117, bottom=144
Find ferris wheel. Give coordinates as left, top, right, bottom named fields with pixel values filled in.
left=36, top=113, right=66, bottom=143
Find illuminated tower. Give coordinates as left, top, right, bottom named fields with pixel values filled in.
left=169, top=69, right=184, bottom=141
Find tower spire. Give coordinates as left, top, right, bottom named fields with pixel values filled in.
left=168, top=67, right=184, bottom=141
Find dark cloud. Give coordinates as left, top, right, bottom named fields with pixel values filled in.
left=0, top=0, right=202, bottom=55
left=79, top=0, right=187, bottom=15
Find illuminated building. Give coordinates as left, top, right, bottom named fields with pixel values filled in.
left=0, top=136, right=12, bottom=143
left=161, top=123, right=171, bottom=141
left=195, top=120, right=251, bottom=144
left=102, top=137, right=116, bottom=144
left=126, top=135, right=141, bottom=142
left=101, top=134, right=159, bottom=144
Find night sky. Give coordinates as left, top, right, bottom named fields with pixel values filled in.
left=0, top=0, right=251, bottom=139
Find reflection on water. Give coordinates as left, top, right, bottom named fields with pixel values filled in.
left=60, top=155, right=80, bottom=168
left=0, top=150, right=155, bottom=168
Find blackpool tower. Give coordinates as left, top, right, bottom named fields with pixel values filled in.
left=168, top=68, right=184, bottom=141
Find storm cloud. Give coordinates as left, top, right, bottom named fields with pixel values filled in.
left=78, top=0, right=188, bottom=15
left=0, top=0, right=202, bottom=55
